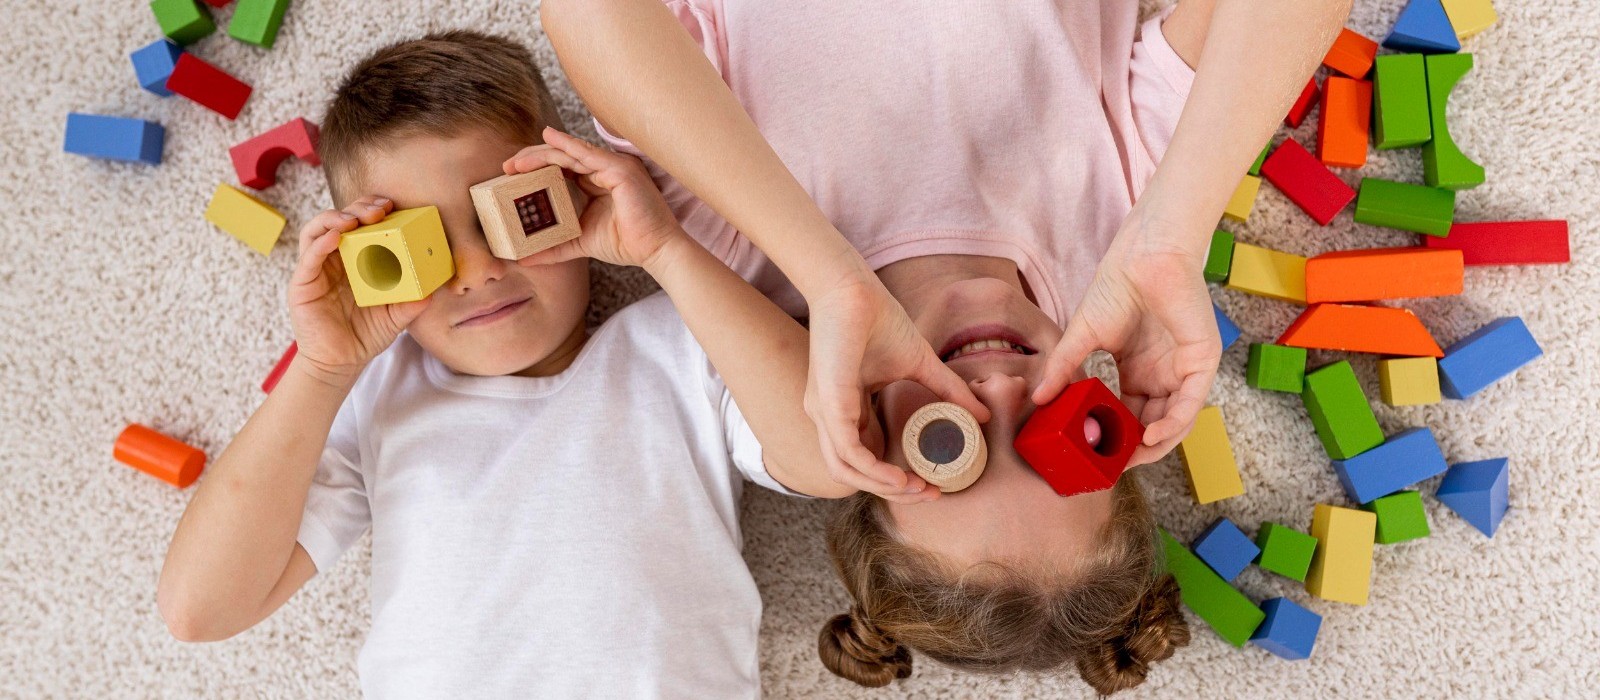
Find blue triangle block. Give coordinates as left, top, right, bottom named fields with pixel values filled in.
left=1385, top=0, right=1461, bottom=53
left=1214, top=304, right=1242, bottom=351
left=1436, top=458, right=1509, bottom=537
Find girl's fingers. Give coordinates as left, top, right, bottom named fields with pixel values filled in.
left=507, top=144, right=582, bottom=175
left=1141, top=367, right=1211, bottom=446
left=911, top=351, right=990, bottom=423
left=1032, top=314, right=1100, bottom=406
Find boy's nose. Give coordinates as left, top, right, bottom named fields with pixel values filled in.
left=449, top=241, right=509, bottom=294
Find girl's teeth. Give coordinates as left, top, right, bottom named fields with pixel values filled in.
left=949, top=338, right=1025, bottom=360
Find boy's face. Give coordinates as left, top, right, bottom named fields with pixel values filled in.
left=353, top=128, right=590, bottom=377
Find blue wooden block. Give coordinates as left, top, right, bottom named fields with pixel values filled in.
left=1437, top=458, right=1509, bottom=537
left=1193, top=518, right=1260, bottom=582
left=63, top=113, right=164, bottom=165
left=1332, top=427, right=1449, bottom=504
left=1439, top=317, right=1542, bottom=399
left=1214, top=303, right=1241, bottom=351
left=1250, top=597, right=1322, bottom=660
left=130, top=39, right=185, bottom=97
left=1385, top=0, right=1461, bottom=53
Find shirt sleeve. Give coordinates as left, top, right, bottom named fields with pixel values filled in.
left=696, top=349, right=808, bottom=499
left=1128, top=7, right=1197, bottom=167
left=295, top=392, right=373, bottom=575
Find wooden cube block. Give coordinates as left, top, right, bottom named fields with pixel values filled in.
left=1204, top=229, right=1234, bottom=283
left=1423, top=53, right=1485, bottom=190
left=1225, top=243, right=1307, bottom=304
left=338, top=207, right=455, bottom=307
left=1364, top=490, right=1431, bottom=544
left=1222, top=175, right=1261, bottom=223
left=1379, top=357, right=1442, bottom=406
left=1247, top=343, right=1306, bottom=393
left=63, top=113, right=165, bottom=165
left=1285, top=78, right=1320, bottom=128
left=1194, top=519, right=1260, bottom=582
left=1300, top=361, right=1383, bottom=460
left=1014, top=379, right=1144, bottom=497
left=166, top=53, right=252, bottom=120
left=1355, top=178, right=1456, bottom=237
left=1278, top=303, right=1443, bottom=358
left=1374, top=54, right=1432, bottom=149
left=1256, top=523, right=1317, bottom=581
left=1441, top=0, right=1497, bottom=39
left=1437, top=458, right=1510, bottom=537
left=204, top=184, right=284, bottom=255
left=902, top=402, right=987, bottom=493
left=1250, top=598, right=1322, bottom=660
left=150, top=0, right=214, bottom=45
left=1317, top=76, right=1372, bottom=168
left=227, top=0, right=290, bottom=48
left=1260, top=139, right=1356, bottom=225
left=1323, top=28, right=1379, bottom=78
left=1160, top=529, right=1265, bottom=647
left=471, top=167, right=583, bottom=260
left=1426, top=220, right=1570, bottom=265
left=1177, top=406, right=1244, bottom=504
left=1438, top=317, right=1542, bottom=399
left=1332, top=427, right=1449, bottom=504
left=1304, top=247, right=1463, bottom=303
left=130, top=39, right=184, bottom=97
left=1306, top=504, right=1377, bottom=605
left=1385, top=0, right=1461, bottom=53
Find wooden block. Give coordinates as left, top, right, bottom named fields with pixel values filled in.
left=1442, top=0, right=1498, bottom=39
left=1279, top=303, right=1444, bottom=358
left=228, top=0, right=291, bottom=48
left=261, top=342, right=296, bottom=393
left=1300, top=361, right=1384, bottom=460
left=230, top=117, right=320, bottom=190
left=1354, top=178, right=1456, bottom=237
left=1177, top=406, right=1244, bottom=504
left=166, top=53, right=252, bottom=120
left=1014, top=379, right=1144, bottom=497
left=1364, top=490, right=1431, bottom=544
left=1250, top=598, right=1322, bottom=660
left=1222, top=175, right=1261, bottom=223
left=1194, top=518, right=1260, bottom=581
left=1332, top=427, right=1449, bottom=504
left=902, top=402, right=987, bottom=493
left=202, top=0, right=231, bottom=6
left=1203, top=230, right=1234, bottom=283
left=471, top=167, right=584, bottom=260
left=1249, top=143, right=1271, bottom=177
left=114, top=424, right=205, bottom=488
left=1305, top=504, right=1377, bottom=605
left=1225, top=243, right=1307, bottom=304
left=1426, top=220, right=1569, bottom=265
left=1379, top=357, right=1441, bottom=406
left=1304, top=247, right=1464, bottom=303
left=1438, top=317, right=1542, bottom=399
left=1374, top=54, right=1432, bottom=149
left=1317, top=77, right=1372, bottom=168
left=1285, top=78, right=1320, bottom=128
left=1260, top=139, right=1356, bottom=225
left=1160, top=529, right=1265, bottom=647
left=1437, top=458, right=1509, bottom=537
left=1213, top=304, right=1242, bottom=351
left=150, top=0, right=214, bottom=45
left=1423, top=53, right=1485, bottom=190
left=204, top=184, right=284, bottom=255
left=63, top=113, right=164, bottom=165
left=338, top=207, right=455, bottom=307
left=1255, top=523, right=1317, bottom=582
left=1384, top=0, right=1461, bottom=53
left=1323, top=28, right=1379, bottom=78
left=1247, top=343, right=1307, bottom=393
left=130, top=39, right=184, bottom=97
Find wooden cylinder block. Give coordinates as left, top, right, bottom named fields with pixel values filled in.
left=901, top=402, right=987, bottom=493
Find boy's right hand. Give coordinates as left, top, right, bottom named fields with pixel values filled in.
left=287, top=196, right=431, bottom=388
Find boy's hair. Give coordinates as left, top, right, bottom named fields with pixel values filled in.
left=819, top=475, right=1189, bottom=695
left=321, top=30, right=566, bottom=202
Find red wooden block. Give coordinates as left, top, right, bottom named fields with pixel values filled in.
left=1278, top=304, right=1444, bottom=358
left=1286, top=78, right=1321, bottom=128
left=1323, top=28, right=1379, bottom=78
left=1317, top=77, right=1372, bottom=169
left=166, top=53, right=252, bottom=120
left=261, top=342, right=297, bottom=393
left=231, top=118, right=321, bottom=190
left=202, top=0, right=231, bottom=7
left=1425, top=221, right=1571, bottom=265
left=1261, top=139, right=1356, bottom=225
left=1014, top=378, right=1145, bottom=497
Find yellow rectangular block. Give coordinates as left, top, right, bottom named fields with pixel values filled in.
left=204, top=184, right=285, bottom=255
left=338, top=206, right=455, bottom=307
left=1306, top=504, right=1376, bottom=605
left=1225, top=243, right=1307, bottom=304
left=1177, top=406, right=1244, bottom=504
left=1442, top=0, right=1497, bottom=39
left=1223, top=175, right=1261, bottom=223
left=1379, top=357, right=1442, bottom=406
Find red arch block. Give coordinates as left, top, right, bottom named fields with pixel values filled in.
left=230, top=117, right=321, bottom=190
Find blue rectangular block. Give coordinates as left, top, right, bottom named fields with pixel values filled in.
left=1193, top=518, right=1260, bottom=582
left=1437, top=458, right=1509, bottom=537
left=1439, top=317, right=1542, bottom=399
left=1384, top=0, right=1461, bottom=53
left=1214, top=304, right=1242, bottom=351
left=63, top=113, right=165, bottom=164
left=1332, top=427, right=1448, bottom=504
left=1250, top=597, right=1322, bottom=660
left=130, top=39, right=185, bottom=96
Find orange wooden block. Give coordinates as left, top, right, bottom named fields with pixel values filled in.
left=114, top=424, right=206, bottom=488
left=1304, top=248, right=1465, bottom=303
left=1278, top=304, right=1443, bottom=358
left=1318, top=77, right=1372, bottom=169
left=1323, top=28, right=1379, bottom=78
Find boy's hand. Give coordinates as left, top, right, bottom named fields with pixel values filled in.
left=288, top=197, right=431, bottom=387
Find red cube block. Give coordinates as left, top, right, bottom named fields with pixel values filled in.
left=1014, top=378, right=1145, bottom=497
left=166, top=53, right=252, bottom=120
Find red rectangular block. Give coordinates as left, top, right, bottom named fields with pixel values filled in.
left=1014, top=378, right=1144, bottom=497
left=1323, top=28, right=1379, bottom=78
left=1279, top=304, right=1444, bottom=358
left=1425, top=221, right=1571, bottom=265
left=166, top=53, right=252, bottom=120
left=1286, top=78, right=1321, bottom=128
left=1318, top=77, right=1373, bottom=169
left=1305, top=247, right=1464, bottom=303
left=1261, top=139, right=1357, bottom=225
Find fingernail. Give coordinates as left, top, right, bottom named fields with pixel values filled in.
left=339, top=213, right=356, bottom=221
left=373, top=197, right=390, bottom=205
left=903, top=485, right=924, bottom=494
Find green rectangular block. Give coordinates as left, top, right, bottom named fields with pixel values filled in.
left=1255, top=523, right=1317, bottom=582
left=1301, top=361, right=1384, bottom=460
left=1374, top=54, right=1431, bottom=149
left=150, top=0, right=214, bottom=46
left=1422, top=53, right=1486, bottom=190
left=1247, top=343, right=1307, bottom=393
left=1160, top=529, right=1264, bottom=646
left=1249, top=143, right=1271, bottom=176
left=229, top=0, right=292, bottom=49
left=1204, top=230, right=1235, bottom=284
left=1354, top=177, right=1456, bottom=237
left=1364, top=490, right=1431, bottom=544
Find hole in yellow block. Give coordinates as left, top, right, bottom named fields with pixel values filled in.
left=357, top=244, right=403, bottom=292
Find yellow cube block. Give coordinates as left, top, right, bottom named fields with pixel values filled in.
left=204, top=184, right=285, bottom=255
left=1379, top=357, right=1442, bottom=406
left=1177, top=406, right=1244, bottom=504
left=1306, top=504, right=1376, bottom=605
left=1225, top=243, right=1307, bottom=304
left=1442, top=0, right=1497, bottom=39
left=338, top=206, right=455, bottom=307
left=1223, top=175, right=1261, bottom=223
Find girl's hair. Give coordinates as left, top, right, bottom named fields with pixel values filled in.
left=819, top=475, right=1189, bottom=695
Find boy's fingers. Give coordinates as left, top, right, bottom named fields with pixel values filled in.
left=290, top=229, right=342, bottom=288
left=1032, top=316, right=1100, bottom=406
left=298, top=210, right=355, bottom=255
left=341, top=197, right=391, bottom=225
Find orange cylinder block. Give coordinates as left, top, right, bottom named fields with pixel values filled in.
left=114, top=424, right=206, bottom=488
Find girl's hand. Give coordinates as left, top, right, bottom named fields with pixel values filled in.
left=288, top=197, right=431, bottom=387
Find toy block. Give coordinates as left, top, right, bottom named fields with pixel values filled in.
left=1203, top=230, right=1234, bottom=284
left=1260, top=139, right=1355, bottom=225
left=1177, top=406, right=1244, bottom=504
left=471, top=167, right=585, bottom=260
left=1285, top=78, right=1320, bottom=128
left=1304, top=247, right=1464, bottom=303
left=150, top=0, right=214, bottom=45
left=1249, top=143, right=1270, bottom=177
left=203, top=0, right=231, bottom=6
left=1323, top=28, right=1379, bottom=78
left=62, top=114, right=164, bottom=165
left=130, top=39, right=184, bottom=97
left=1423, top=53, right=1485, bottom=190
left=1213, top=304, right=1242, bottom=351
left=228, top=0, right=291, bottom=48
left=1384, top=0, right=1462, bottom=53
left=1160, top=529, right=1265, bottom=647
left=903, top=402, right=987, bottom=493
left=166, top=53, right=253, bottom=120
left=204, top=184, right=284, bottom=255
left=1333, top=427, right=1449, bottom=504
left=1438, top=317, right=1542, bottom=399
left=1255, top=523, right=1317, bottom=581
left=1426, top=220, right=1570, bottom=265
left=1364, top=490, right=1431, bottom=544
left=1250, top=598, right=1322, bottom=660
left=1374, top=54, right=1432, bottom=149
left=1300, top=361, right=1383, bottom=460
left=1225, top=243, right=1306, bottom=304
left=1354, top=178, right=1456, bottom=237
left=261, top=342, right=296, bottom=393
left=230, top=117, right=320, bottom=190
left=1437, top=458, right=1509, bottom=537
left=1222, top=175, right=1261, bottom=223
left=115, top=424, right=205, bottom=488
left=1380, top=357, right=1442, bottom=406
left=1317, top=77, right=1372, bottom=168
left=1442, top=0, right=1497, bottom=39
left=1194, top=519, right=1260, bottom=581
left=1015, top=379, right=1144, bottom=497
left=339, top=207, right=455, bottom=307
left=1306, top=504, right=1376, bottom=605
left=1278, top=303, right=1443, bottom=358
left=1247, top=343, right=1306, bottom=393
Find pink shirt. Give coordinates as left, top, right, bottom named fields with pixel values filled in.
left=601, top=0, right=1196, bottom=323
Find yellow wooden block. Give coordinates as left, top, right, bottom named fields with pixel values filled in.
left=1223, top=175, right=1261, bottom=223
left=1306, top=504, right=1376, bottom=605
left=204, top=184, right=285, bottom=255
left=1442, top=0, right=1497, bottom=39
left=1225, top=243, right=1307, bottom=304
left=338, top=206, right=455, bottom=307
left=1379, top=357, right=1442, bottom=406
left=1177, top=406, right=1244, bottom=504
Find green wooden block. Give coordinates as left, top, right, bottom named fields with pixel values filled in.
left=1354, top=177, right=1456, bottom=237
left=1160, top=528, right=1264, bottom=646
left=1301, top=361, right=1384, bottom=460
left=1247, top=343, right=1307, bottom=393
left=1255, top=523, right=1317, bottom=582
left=1249, top=143, right=1270, bottom=176
left=150, top=0, right=214, bottom=46
left=1204, top=230, right=1234, bottom=283
left=1364, top=490, right=1431, bottom=544
left=229, top=0, right=292, bottom=48
left=1422, top=53, right=1485, bottom=190
left=1374, top=54, right=1431, bottom=149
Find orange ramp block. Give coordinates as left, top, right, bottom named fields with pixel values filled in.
left=1279, top=304, right=1443, bottom=358
left=1304, top=248, right=1464, bottom=303
left=1323, top=28, right=1379, bottom=78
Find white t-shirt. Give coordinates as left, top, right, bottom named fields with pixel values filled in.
left=296, top=293, right=791, bottom=699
